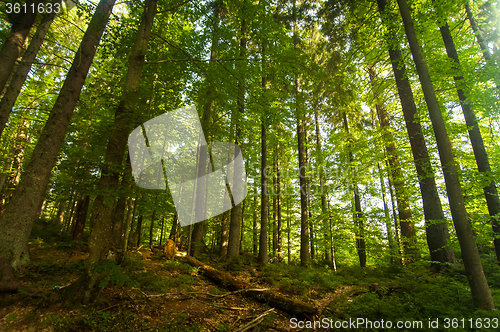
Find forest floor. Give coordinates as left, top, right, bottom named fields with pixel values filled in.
left=2, top=234, right=500, bottom=331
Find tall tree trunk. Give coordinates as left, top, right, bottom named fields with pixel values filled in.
left=276, top=156, right=282, bottom=261
left=0, top=2, right=57, bottom=136
left=343, top=112, right=366, bottom=268
left=287, top=197, right=291, bottom=264
left=258, top=41, right=268, bottom=265
left=149, top=210, right=156, bottom=250
left=0, top=0, right=115, bottom=270
left=377, top=162, right=395, bottom=263
left=387, top=163, right=404, bottom=265
left=134, top=215, right=143, bottom=247
left=293, top=0, right=309, bottom=267
left=368, top=65, right=418, bottom=260
left=66, top=0, right=156, bottom=304
left=314, top=109, right=330, bottom=262
left=0, top=0, right=40, bottom=96
left=253, top=195, right=257, bottom=255
left=240, top=199, right=245, bottom=251
left=227, top=14, right=247, bottom=261
left=126, top=198, right=138, bottom=250
left=190, top=1, right=221, bottom=257
left=437, top=13, right=500, bottom=263
left=159, top=216, right=165, bottom=246
left=118, top=197, right=134, bottom=263
left=376, top=0, right=457, bottom=267
left=71, top=196, right=90, bottom=242
left=396, top=0, right=494, bottom=309
left=169, top=214, right=178, bottom=240
left=272, top=175, right=277, bottom=257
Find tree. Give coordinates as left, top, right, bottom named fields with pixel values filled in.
left=0, top=1, right=58, bottom=136
left=396, top=0, right=494, bottom=309
left=375, top=0, right=457, bottom=267
left=434, top=2, right=500, bottom=263
left=227, top=4, right=248, bottom=260
left=367, top=64, right=418, bottom=261
left=293, top=0, right=310, bottom=267
left=0, top=0, right=116, bottom=270
left=0, top=0, right=41, bottom=95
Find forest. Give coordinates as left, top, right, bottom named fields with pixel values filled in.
left=1, top=0, right=500, bottom=330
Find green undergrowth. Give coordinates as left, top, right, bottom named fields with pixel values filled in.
left=6, top=238, right=500, bottom=331
left=40, top=309, right=202, bottom=332
left=322, top=260, right=500, bottom=332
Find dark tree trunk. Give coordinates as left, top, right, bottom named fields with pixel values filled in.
left=169, top=214, right=178, bottom=240
left=368, top=65, right=418, bottom=260
left=227, top=13, right=247, bottom=261
left=118, top=197, right=134, bottom=264
left=314, top=109, right=330, bottom=262
left=376, top=0, right=457, bottom=267
left=437, top=15, right=500, bottom=263
left=253, top=195, right=258, bottom=255
left=0, top=0, right=115, bottom=270
left=293, top=1, right=309, bottom=267
left=0, top=0, right=40, bottom=96
left=190, top=2, right=221, bottom=257
left=159, top=217, right=165, bottom=246
left=377, top=162, right=395, bottom=262
left=276, top=157, right=282, bottom=261
left=0, top=2, right=57, bottom=136
left=396, top=0, right=494, bottom=309
left=343, top=112, right=366, bottom=268
left=272, top=175, right=277, bottom=257
left=258, top=119, right=268, bottom=265
left=258, top=40, right=268, bottom=265
left=71, top=196, right=90, bottom=242
left=134, top=215, right=143, bottom=247
left=149, top=210, right=156, bottom=250
left=77, top=0, right=156, bottom=306
left=240, top=199, right=245, bottom=251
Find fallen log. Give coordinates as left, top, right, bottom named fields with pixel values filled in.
left=184, top=255, right=318, bottom=317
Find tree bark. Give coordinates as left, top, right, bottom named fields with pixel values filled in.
left=118, top=197, right=134, bottom=263
left=376, top=0, right=457, bottom=267
left=240, top=199, right=245, bottom=251
left=190, top=1, right=221, bottom=257
left=253, top=195, right=258, bottom=255
left=293, top=0, right=309, bottom=267
left=368, top=65, right=418, bottom=260
left=272, top=175, right=277, bottom=257
left=149, top=210, right=156, bottom=250
left=227, top=13, right=247, bottom=261
left=258, top=120, right=268, bottom=265
left=71, top=196, right=90, bottom=242
left=0, top=0, right=40, bottom=96
left=67, top=0, right=156, bottom=304
left=437, top=14, right=500, bottom=263
left=276, top=156, right=282, bottom=261
left=343, top=112, right=366, bottom=268
left=0, top=0, right=115, bottom=270
left=0, top=2, right=57, bottom=136
left=396, top=0, right=494, bottom=309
